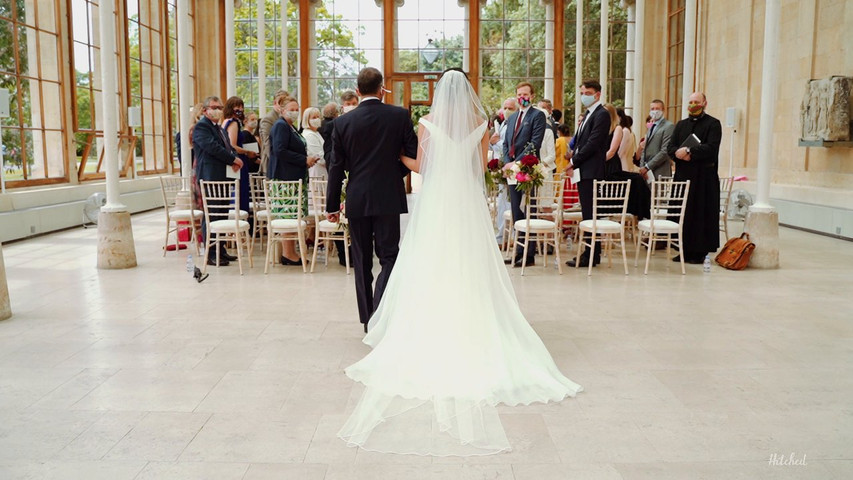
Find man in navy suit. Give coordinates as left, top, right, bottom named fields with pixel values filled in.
left=565, top=80, right=610, bottom=268
left=192, top=96, right=243, bottom=266
left=326, top=67, right=418, bottom=333
left=502, top=81, right=547, bottom=267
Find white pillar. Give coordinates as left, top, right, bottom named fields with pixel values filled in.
left=257, top=0, right=266, bottom=117
left=225, top=0, right=236, bottom=97
left=599, top=0, right=609, bottom=101
left=681, top=0, right=697, bottom=118
left=97, top=0, right=136, bottom=269
left=544, top=0, right=554, bottom=102
left=744, top=0, right=780, bottom=269
left=624, top=1, right=635, bottom=116
left=633, top=0, right=645, bottom=120
left=462, top=3, right=470, bottom=71
left=575, top=0, right=583, bottom=121
left=0, top=242, right=10, bottom=320
left=282, top=0, right=289, bottom=91
left=178, top=0, right=193, bottom=179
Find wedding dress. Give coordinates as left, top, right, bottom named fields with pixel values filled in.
left=338, top=71, right=582, bottom=456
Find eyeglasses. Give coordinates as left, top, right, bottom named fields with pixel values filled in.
left=207, top=106, right=223, bottom=110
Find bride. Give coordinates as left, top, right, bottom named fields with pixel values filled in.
left=338, top=69, right=582, bottom=456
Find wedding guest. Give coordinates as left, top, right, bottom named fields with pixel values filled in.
left=223, top=96, right=256, bottom=216
left=259, top=89, right=290, bottom=175
left=318, top=102, right=339, bottom=165
left=302, top=107, right=326, bottom=179
left=555, top=123, right=572, bottom=174
left=617, top=108, right=637, bottom=173
left=242, top=110, right=261, bottom=174
left=603, top=104, right=623, bottom=178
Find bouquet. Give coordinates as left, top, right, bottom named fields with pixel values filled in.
left=485, top=158, right=505, bottom=188
left=511, top=142, right=545, bottom=194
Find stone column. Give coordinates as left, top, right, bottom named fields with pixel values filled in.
left=97, top=0, right=137, bottom=270
left=744, top=0, right=780, bottom=269
left=178, top=0, right=194, bottom=180
left=225, top=0, right=236, bottom=97
left=633, top=0, right=645, bottom=120
left=681, top=0, right=697, bottom=118
left=0, top=243, right=10, bottom=321
left=543, top=0, right=555, bottom=102
left=258, top=0, right=267, bottom=117
left=574, top=0, right=583, bottom=121
left=599, top=0, right=609, bottom=101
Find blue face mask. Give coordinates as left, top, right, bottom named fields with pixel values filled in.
left=580, top=94, right=596, bottom=107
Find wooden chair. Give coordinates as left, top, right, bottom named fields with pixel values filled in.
left=263, top=180, right=308, bottom=274
left=199, top=179, right=253, bottom=274
left=719, top=176, right=734, bottom=241
left=635, top=179, right=691, bottom=274
left=575, top=180, right=631, bottom=276
left=158, top=176, right=202, bottom=257
left=309, top=179, right=351, bottom=274
left=512, top=178, right=565, bottom=276
left=248, top=173, right=269, bottom=252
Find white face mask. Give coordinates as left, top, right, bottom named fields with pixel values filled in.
left=245, top=121, right=258, bottom=130
left=284, top=110, right=299, bottom=123
left=309, top=118, right=322, bottom=128
left=649, top=109, right=664, bottom=121
left=342, top=105, right=356, bottom=114
left=206, top=108, right=223, bottom=122
left=580, top=94, right=596, bottom=107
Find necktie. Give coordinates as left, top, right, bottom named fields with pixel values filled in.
left=509, top=111, right=524, bottom=159
left=644, top=124, right=656, bottom=161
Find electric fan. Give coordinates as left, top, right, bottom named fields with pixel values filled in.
left=728, top=189, right=754, bottom=220
left=82, top=192, right=106, bottom=228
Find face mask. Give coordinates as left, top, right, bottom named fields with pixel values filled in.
left=649, top=109, right=663, bottom=121
left=285, top=111, right=299, bottom=123
left=580, top=94, right=596, bottom=107
left=207, top=108, right=223, bottom=121
left=646, top=122, right=654, bottom=129
left=245, top=121, right=258, bottom=130
left=234, top=110, right=245, bottom=121
left=309, top=118, right=322, bottom=128
left=342, top=105, right=356, bottom=114
left=517, top=95, right=531, bottom=108
left=687, top=104, right=705, bottom=116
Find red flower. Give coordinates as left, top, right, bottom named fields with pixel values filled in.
left=520, top=154, right=539, bottom=167
left=487, top=159, right=500, bottom=171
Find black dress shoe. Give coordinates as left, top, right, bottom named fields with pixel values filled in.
left=685, top=256, right=705, bottom=265
left=672, top=255, right=681, bottom=262
left=566, top=257, right=598, bottom=268
left=363, top=323, right=368, bottom=333
left=514, top=258, right=535, bottom=267
left=219, top=250, right=238, bottom=261
left=338, top=258, right=347, bottom=267
left=280, top=256, right=303, bottom=266
left=207, top=255, right=229, bottom=266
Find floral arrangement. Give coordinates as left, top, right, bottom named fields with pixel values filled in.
left=508, top=142, right=546, bottom=194
left=485, top=158, right=505, bottom=188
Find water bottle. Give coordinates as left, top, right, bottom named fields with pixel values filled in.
left=703, top=254, right=711, bottom=273
left=186, top=254, right=194, bottom=272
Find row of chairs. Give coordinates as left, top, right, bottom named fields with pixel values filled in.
left=159, top=176, right=350, bottom=276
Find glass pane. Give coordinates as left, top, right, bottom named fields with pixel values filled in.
left=443, top=49, right=464, bottom=70
left=18, top=25, right=33, bottom=77
left=1, top=128, right=22, bottom=179
left=38, top=0, right=58, bottom=33
left=44, top=130, right=64, bottom=178
left=481, top=49, right=503, bottom=78
left=39, top=32, right=60, bottom=81
left=0, top=0, right=12, bottom=20
left=411, top=82, right=429, bottom=102
left=0, top=20, right=14, bottom=73
left=396, top=49, right=418, bottom=73
left=24, top=129, right=45, bottom=180
left=76, top=87, right=93, bottom=129
left=480, top=21, right=506, bottom=47
left=41, top=82, right=62, bottom=130
left=528, top=21, right=546, bottom=49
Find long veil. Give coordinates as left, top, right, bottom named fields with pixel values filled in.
left=338, top=70, right=582, bottom=456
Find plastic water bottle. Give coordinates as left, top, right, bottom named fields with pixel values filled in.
left=703, top=254, right=711, bottom=273
left=186, top=254, right=194, bottom=272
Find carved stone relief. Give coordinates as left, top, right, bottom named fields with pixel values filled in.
left=800, top=76, right=852, bottom=142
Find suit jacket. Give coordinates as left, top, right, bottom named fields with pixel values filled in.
left=259, top=109, right=279, bottom=175
left=318, top=117, right=336, bottom=164
left=571, top=104, right=610, bottom=181
left=193, top=116, right=236, bottom=181
left=268, top=118, right=308, bottom=182
left=502, top=107, right=547, bottom=163
left=326, top=100, right=418, bottom=218
left=642, top=118, right=675, bottom=180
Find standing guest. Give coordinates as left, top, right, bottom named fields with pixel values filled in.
left=535, top=105, right=557, bottom=173
left=302, top=107, right=326, bottom=179
left=340, top=90, right=359, bottom=113
left=192, top=95, right=244, bottom=266
left=636, top=99, right=674, bottom=182
left=603, top=104, right=624, bottom=178
left=555, top=123, right=572, bottom=174
left=223, top=96, right=257, bottom=217
left=502, top=82, right=547, bottom=267
left=565, top=80, right=610, bottom=268
left=269, top=95, right=319, bottom=266
left=491, top=97, right=518, bottom=245
left=616, top=108, right=637, bottom=173
left=242, top=110, right=261, bottom=174
left=552, top=108, right=563, bottom=126
left=537, top=98, right=559, bottom=138
left=666, top=92, right=722, bottom=264
left=325, top=67, right=418, bottom=333
left=259, top=89, right=290, bottom=175
left=318, top=102, right=339, bottom=166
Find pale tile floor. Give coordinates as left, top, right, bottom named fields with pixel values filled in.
left=1, top=207, right=851, bottom=480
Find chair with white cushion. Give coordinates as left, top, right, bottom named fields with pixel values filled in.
left=309, top=179, right=350, bottom=274
left=575, top=180, right=631, bottom=276
left=249, top=173, right=269, bottom=252
left=635, top=179, right=690, bottom=274
left=512, top=178, right=565, bottom=276
left=199, top=179, right=253, bottom=274
left=719, top=176, right=734, bottom=241
left=158, top=175, right=202, bottom=257
left=264, top=179, right=308, bottom=274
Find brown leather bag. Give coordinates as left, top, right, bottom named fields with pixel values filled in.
left=715, top=232, right=755, bottom=270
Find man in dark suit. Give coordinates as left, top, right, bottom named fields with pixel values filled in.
left=565, top=80, right=610, bottom=268
left=192, top=95, right=244, bottom=266
left=326, top=67, right=418, bottom=333
left=502, top=81, right=547, bottom=266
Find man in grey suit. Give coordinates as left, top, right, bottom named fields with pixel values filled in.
left=636, top=99, right=674, bottom=181
left=258, top=89, right=289, bottom=175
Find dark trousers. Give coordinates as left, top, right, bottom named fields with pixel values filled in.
left=577, top=179, right=602, bottom=260
left=347, top=214, right=401, bottom=325
left=509, top=186, right=536, bottom=259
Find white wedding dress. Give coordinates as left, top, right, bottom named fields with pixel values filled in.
left=338, top=71, right=582, bottom=456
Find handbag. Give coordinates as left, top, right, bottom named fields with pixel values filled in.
left=715, top=232, right=755, bottom=270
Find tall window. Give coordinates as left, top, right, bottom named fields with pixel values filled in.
left=479, top=0, right=549, bottom=111
left=235, top=0, right=299, bottom=110
left=127, top=0, right=170, bottom=175
left=395, top=0, right=466, bottom=74
left=0, top=0, right=65, bottom=186
left=311, top=0, right=382, bottom=106
left=666, top=0, right=686, bottom=121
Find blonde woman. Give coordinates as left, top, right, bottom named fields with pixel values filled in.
left=302, top=107, right=326, bottom=179
left=602, top=103, right=623, bottom=178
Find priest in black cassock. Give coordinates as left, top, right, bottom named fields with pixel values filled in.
left=666, top=92, right=722, bottom=264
